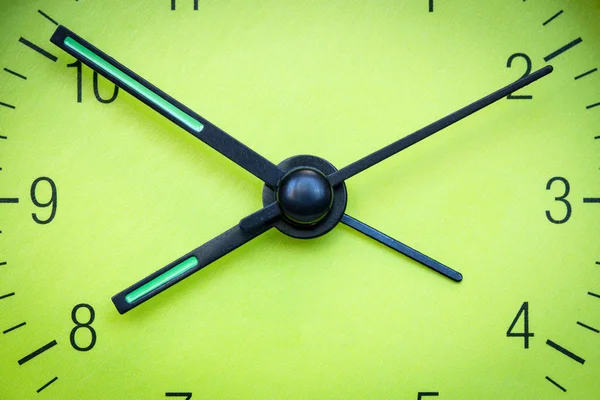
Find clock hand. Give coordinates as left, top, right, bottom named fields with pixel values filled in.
left=341, top=214, right=462, bottom=282
left=112, top=206, right=279, bottom=314
left=50, top=26, right=285, bottom=188
left=327, top=66, right=554, bottom=186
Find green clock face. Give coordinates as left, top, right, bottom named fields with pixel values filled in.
left=1, top=1, right=599, bottom=399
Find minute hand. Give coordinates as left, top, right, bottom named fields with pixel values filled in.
left=50, top=26, right=285, bottom=188
left=327, top=66, right=554, bottom=186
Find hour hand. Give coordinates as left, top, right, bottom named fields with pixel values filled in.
left=50, top=26, right=285, bottom=188
left=341, top=214, right=462, bottom=282
left=112, top=206, right=280, bottom=314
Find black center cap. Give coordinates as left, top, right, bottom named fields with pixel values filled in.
left=262, top=155, right=348, bottom=239
left=276, top=167, right=333, bottom=225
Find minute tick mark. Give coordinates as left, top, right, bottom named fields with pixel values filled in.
left=589, top=292, right=600, bottom=299
left=577, top=321, right=599, bottom=333
left=19, top=37, right=58, bottom=62
left=575, top=68, right=598, bottom=80
left=37, top=377, right=58, bottom=393
left=0, top=292, right=15, bottom=300
left=3, top=68, right=27, bottom=80
left=544, top=37, right=583, bottom=62
left=38, top=10, right=59, bottom=26
left=3, top=322, right=26, bottom=334
left=543, top=10, right=563, bottom=26
left=583, top=197, right=600, bottom=203
left=546, top=376, right=567, bottom=392
left=0, top=198, right=19, bottom=203
left=0, top=102, right=16, bottom=110
left=586, top=103, right=600, bottom=110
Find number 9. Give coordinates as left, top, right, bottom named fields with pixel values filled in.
left=30, top=177, right=57, bottom=225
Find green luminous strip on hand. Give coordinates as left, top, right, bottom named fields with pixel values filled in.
left=64, top=37, right=204, bottom=133
left=125, top=257, right=199, bottom=304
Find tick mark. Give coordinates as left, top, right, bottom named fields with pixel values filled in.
left=0, top=135, right=7, bottom=140
left=19, top=37, right=58, bottom=62
left=583, top=197, right=600, bottom=203
left=0, top=261, right=7, bottom=266
left=575, top=68, right=598, bottom=80
left=544, top=37, right=583, bottom=62
left=586, top=103, right=600, bottom=110
left=37, top=377, right=58, bottom=393
left=418, top=393, right=439, bottom=399
left=577, top=321, right=599, bottom=333
left=543, top=10, right=563, bottom=26
left=3, top=68, right=27, bottom=80
left=37, top=10, right=59, bottom=26
left=546, top=339, right=585, bottom=364
left=0, top=102, right=16, bottom=110
left=0, top=198, right=19, bottom=203
left=589, top=291, right=600, bottom=299
left=18, top=340, right=58, bottom=365
left=0, top=292, right=15, bottom=300
left=3, top=322, right=26, bottom=334
left=166, top=393, right=193, bottom=400
left=546, top=376, right=567, bottom=392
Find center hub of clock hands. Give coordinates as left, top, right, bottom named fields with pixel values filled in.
left=276, top=167, right=333, bottom=226
left=263, top=155, right=348, bottom=239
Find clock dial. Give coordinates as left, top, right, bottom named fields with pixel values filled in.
left=1, top=1, right=599, bottom=399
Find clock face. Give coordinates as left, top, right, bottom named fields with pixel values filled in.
left=1, top=1, right=599, bottom=399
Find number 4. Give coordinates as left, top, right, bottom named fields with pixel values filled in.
left=506, top=302, right=534, bottom=349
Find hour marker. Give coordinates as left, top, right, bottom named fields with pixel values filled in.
left=0, top=198, right=19, bottom=203
left=38, top=10, right=59, bottom=26
left=18, top=340, right=58, bottom=365
left=577, top=321, right=599, bottom=333
left=543, top=37, right=583, bottom=62
left=37, top=377, right=58, bottom=393
left=418, top=392, right=439, bottom=399
left=0, top=292, right=15, bottom=300
left=0, top=135, right=7, bottom=140
left=3, top=322, right=26, bottom=334
left=545, top=339, right=585, bottom=364
left=0, top=102, right=16, bottom=110
left=583, top=197, right=600, bottom=203
left=19, top=37, right=58, bottom=62
left=575, top=68, right=598, bottom=80
left=3, top=68, right=27, bottom=80
left=166, top=393, right=193, bottom=399
left=586, top=103, right=600, bottom=110
left=0, top=261, right=7, bottom=266
left=588, top=291, right=600, bottom=299
left=546, top=376, right=567, bottom=392
left=543, top=10, right=563, bottom=26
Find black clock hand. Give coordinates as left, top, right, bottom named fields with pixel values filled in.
left=327, top=66, right=554, bottom=186
left=50, top=26, right=285, bottom=188
left=112, top=206, right=280, bottom=314
left=341, top=215, right=462, bottom=282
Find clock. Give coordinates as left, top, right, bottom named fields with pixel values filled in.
left=1, top=1, right=599, bottom=399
